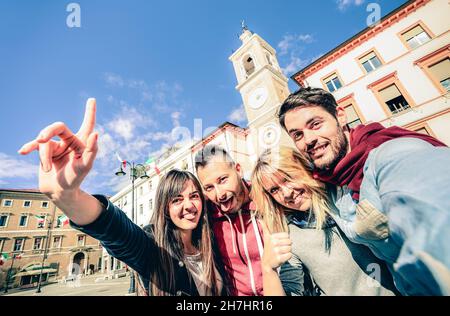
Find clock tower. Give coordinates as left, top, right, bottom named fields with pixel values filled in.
left=229, top=26, right=293, bottom=154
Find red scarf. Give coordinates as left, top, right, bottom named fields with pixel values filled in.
left=313, top=122, right=447, bottom=201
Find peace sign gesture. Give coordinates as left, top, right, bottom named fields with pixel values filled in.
left=18, top=98, right=98, bottom=200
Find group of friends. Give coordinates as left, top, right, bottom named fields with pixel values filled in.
left=18, top=87, right=450, bottom=296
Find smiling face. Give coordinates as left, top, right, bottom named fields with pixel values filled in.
left=261, top=172, right=312, bottom=212
left=168, top=180, right=202, bottom=232
left=196, top=156, right=247, bottom=214
left=284, top=105, right=349, bottom=171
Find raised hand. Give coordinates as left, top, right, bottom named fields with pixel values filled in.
left=261, top=220, right=292, bottom=271
left=18, top=98, right=98, bottom=200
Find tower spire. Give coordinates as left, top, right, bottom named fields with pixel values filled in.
left=239, top=20, right=253, bottom=43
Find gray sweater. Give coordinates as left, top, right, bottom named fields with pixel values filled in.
left=282, top=212, right=398, bottom=296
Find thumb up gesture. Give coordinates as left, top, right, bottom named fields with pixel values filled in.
left=261, top=220, right=292, bottom=271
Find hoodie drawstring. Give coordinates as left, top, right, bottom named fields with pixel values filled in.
left=223, top=213, right=237, bottom=255
left=252, top=216, right=264, bottom=259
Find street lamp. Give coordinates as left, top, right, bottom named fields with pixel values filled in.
left=115, top=161, right=149, bottom=294
left=36, top=204, right=57, bottom=293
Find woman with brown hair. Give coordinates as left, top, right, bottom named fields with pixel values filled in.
left=72, top=169, right=226, bottom=296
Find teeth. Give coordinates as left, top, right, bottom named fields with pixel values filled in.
left=310, top=144, right=327, bottom=155
left=184, top=213, right=197, bottom=219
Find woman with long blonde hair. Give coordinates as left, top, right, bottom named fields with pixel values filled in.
left=251, top=146, right=398, bottom=296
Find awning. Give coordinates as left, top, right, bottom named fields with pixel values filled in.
left=13, top=268, right=57, bottom=278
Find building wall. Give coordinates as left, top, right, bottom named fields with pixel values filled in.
left=0, top=191, right=103, bottom=289
left=301, top=0, right=450, bottom=143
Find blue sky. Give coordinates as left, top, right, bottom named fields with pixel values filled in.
left=0, top=0, right=407, bottom=195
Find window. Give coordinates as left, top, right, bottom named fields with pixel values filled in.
left=428, top=58, right=450, bottom=92
left=3, top=200, right=12, bottom=207
left=401, top=24, right=431, bottom=49
left=23, top=200, right=31, bottom=207
left=368, top=72, right=416, bottom=117
left=148, top=181, right=153, bottom=191
left=36, top=215, right=46, bottom=229
left=379, top=84, right=410, bottom=115
left=33, top=237, right=43, bottom=250
left=13, top=238, right=24, bottom=252
left=139, top=186, right=143, bottom=197
left=181, top=159, right=188, bottom=170
left=0, top=215, right=8, bottom=227
left=359, top=51, right=382, bottom=73
left=415, top=45, right=450, bottom=95
left=53, top=236, right=62, bottom=248
left=344, top=105, right=363, bottom=128
left=19, top=215, right=28, bottom=227
left=149, top=199, right=153, bottom=212
left=139, top=204, right=143, bottom=215
left=77, top=235, right=85, bottom=246
left=41, top=201, right=49, bottom=208
left=323, top=73, right=342, bottom=92
left=243, top=54, right=256, bottom=78
left=337, top=94, right=365, bottom=129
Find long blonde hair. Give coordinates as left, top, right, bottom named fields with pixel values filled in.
left=250, top=146, right=332, bottom=234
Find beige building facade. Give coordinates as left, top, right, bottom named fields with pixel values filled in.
left=0, top=189, right=103, bottom=290
left=292, top=0, right=450, bottom=145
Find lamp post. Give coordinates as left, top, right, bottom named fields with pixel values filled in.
left=115, top=160, right=149, bottom=294
left=36, top=204, right=57, bottom=293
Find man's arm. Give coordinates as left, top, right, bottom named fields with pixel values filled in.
left=361, top=137, right=450, bottom=295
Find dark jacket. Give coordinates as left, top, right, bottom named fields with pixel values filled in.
left=70, top=195, right=227, bottom=296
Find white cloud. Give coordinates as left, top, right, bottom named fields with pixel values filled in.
left=336, top=0, right=365, bottom=11
left=147, top=131, right=173, bottom=142
left=277, top=34, right=314, bottom=56
left=171, top=112, right=181, bottom=127
left=104, top=73, right=125, bottom=87
left=0, top=153, right=38, bottom=182
left=298, top=34, right=314, bottom=43
left=93, top=73, right=189, bottom=196
left=282, top=55, right=310, bottom=76
left=278, top=35, right=295, bottom=56
left=106, top=106, right=156, bottom=141
left=228, top=105, right=247, bottom=124
left=108, top=118, right=134, bottom=140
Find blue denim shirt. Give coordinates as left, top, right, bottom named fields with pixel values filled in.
left=328, top=137, right=450, bottom=296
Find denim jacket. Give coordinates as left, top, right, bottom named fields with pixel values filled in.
left=328, top=137, right=450, bottom=296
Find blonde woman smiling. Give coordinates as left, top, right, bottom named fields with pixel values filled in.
left=251, top=146, right=398, bottom=296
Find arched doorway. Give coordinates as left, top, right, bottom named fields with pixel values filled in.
left=72, top=252, right=85, bottom=275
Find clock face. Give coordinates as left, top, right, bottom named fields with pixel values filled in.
left=248, top=87, right=268, bottom=110
left=259, top=123, right=281, bottom=148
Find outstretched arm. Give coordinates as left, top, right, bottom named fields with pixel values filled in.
left=18, top=98, right=103, bottom=226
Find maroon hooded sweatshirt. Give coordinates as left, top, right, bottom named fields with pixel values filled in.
left=208, top=181, right=264, bottom=296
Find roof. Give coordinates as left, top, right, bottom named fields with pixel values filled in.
left=0, top=188, right=42, bottom=194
